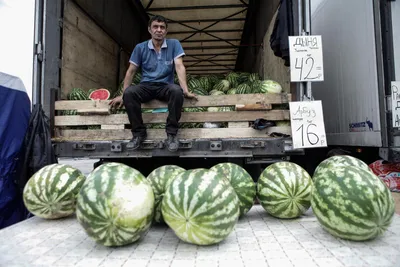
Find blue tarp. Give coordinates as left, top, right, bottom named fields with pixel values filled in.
left=0, top=72, right=31, bottom=229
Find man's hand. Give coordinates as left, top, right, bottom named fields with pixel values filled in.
left=109, top=96, right=124, bottom=108
left=184, top=91, right=198, bottom=100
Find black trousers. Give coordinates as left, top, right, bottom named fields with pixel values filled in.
left=123, top=82, right=184, bottom=137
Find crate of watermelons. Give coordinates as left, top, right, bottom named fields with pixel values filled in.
left=53, top=72, right=292, bottom=142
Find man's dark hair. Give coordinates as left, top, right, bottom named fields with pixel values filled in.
left=148, top=15, right=168, bottom=28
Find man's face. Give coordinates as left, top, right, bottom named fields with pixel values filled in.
left=149, top=21, right=167, bottom=41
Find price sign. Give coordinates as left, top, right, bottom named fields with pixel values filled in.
left=289, top=101, right=327, bottom=149
left=391, top=81, right=400, bottom=128
left=289, top=35, right=324, bottom=82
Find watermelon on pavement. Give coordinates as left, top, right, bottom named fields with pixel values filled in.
left=23, top=163, right=86, bottom=219
left=146, top=165, right=186, bottom=223
left=210, top=162, right=256, bottom=217
left=76, top=162, right=154, bottom=246
left=88, top=88, right=110, bottom=100
left=314, top=155, right=371, bottom=177
left=311, top=166, right=395, bottom=241
left=257, top=162, right=313, bottom=219
left=161, top=168, right=240, bottom=245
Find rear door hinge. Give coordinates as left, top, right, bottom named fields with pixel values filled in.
left=35, top=42, right=43, bottom=62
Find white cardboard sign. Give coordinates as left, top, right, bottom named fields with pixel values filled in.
left=289, top=100, right=327, bottom=149
left=289, top=35, right=324, bottom=82
left=392, top=81, right=400, bottom=128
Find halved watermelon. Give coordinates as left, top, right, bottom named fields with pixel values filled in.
left=88, top=88, right=110, bottom=100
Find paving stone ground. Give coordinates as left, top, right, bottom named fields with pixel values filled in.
left=1, top=205, right=399, bottom=267
left=3, top=157, right=398, bottom=266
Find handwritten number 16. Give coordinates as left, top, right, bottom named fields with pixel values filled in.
left=295, top=56, right=318, bottom=80
left=296, top=123, right=319, bottom=146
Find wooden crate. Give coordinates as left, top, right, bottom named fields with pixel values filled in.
left=53, top=94, right=292, bottom=141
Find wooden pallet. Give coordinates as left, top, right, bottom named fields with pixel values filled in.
left=53, top=94, right=292, bottom=141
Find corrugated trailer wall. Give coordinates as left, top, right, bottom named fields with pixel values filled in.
left=236, top=0, right=290, bottom=93
left=60, top=0, right=148, bottom=99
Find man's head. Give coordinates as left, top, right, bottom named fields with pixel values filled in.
left=148, top=15, right=168, bottom=42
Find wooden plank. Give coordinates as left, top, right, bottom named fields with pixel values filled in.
left=55, top=94, right=291, bottom=110
left=235, top=104, right=272, bottom=111
left=77, top=108, right=110, bottom=115
left=54, top=110, right=290, bottom=126
left=54, top=126, right=291, bottom=141
left=228, top=122, right=249, bottom=128
left=101, top=125, right=124, bottom=130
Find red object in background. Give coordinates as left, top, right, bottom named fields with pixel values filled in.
left=369, top=160, right=400, bottom=192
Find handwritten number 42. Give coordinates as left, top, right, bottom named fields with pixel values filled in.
left=295, top=56, right=320, bottom=80
left=296, top=123, right=320, bottom=147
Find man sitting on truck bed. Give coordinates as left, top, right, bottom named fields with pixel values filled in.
left=109, top=15, right=197, bottom=152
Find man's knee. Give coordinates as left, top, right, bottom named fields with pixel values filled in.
left=123, top=85, right=140, bottom=100
left=168, top=84, right=183, bottom=97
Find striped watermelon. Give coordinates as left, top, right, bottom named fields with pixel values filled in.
left=76, top=162, right=154, bottom=246
left=236, top=83, right=251, bottom=94
left=251, top=80, right=263, bottom=93
left=146, top=165, right=186, bottom=223
left=199, top=76, right=211, bottom=91
left=213, top=80, right=230, bottom=92
left=192, top=87, right=208, bottom=96
left=22, top=164, right=86, bottom=219
left=314, top=155, right=371, bottom=177
left=238, top=72, right=250, bottom=83
left=133, top=72, right=142, bottom=84
left=161, top=169, right=240, bottom=245
left=249, top=73, right=260, bottom=83
left=311, top=166, right=395, bottom=241
left=227, top=88, right=237, bottom=94
left=260, top=80, right=282, bottom=94
left=257, top=162, right=313, bottom=219
left=210, top=163, right=256, bottom=216
left=226, top=72, right=239, bottom=88
left=209, top=90, right=225, bottom=96
left=208, top=75, right=220, bottom=87
left=188, top=78, right=201, bottom=90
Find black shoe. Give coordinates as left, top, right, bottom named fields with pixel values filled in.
left=127, top=134, right=147, bottom=150
left=166, top=134, right=179, bottom=152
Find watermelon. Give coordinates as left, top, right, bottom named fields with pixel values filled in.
left=213, top=80, right=230, bottom=92
left=188, top=78, right=201, bottom=90
left=161, top=169, right=240, bottom=245
left=236, top=83, right=251, bottom=94
left=133, top=72, right=142, bottom=84
left=250, top=80, right=263, bottom=93
left=76, top=162, right=154, bottom=246
left=22, top=164, right=86, bottom=219
left=226, top=72, right=239, bottom=88
left=199, top=76, right=211, bottom=91
left=257, top=162, right=313, bottom=219
left=88, top=88, right=110, bottom=100
left=146, top=165, right=186, bottom=223
left=314, top=155, right=371, bottom=177
left=68, top=88, right=88, bottom=100
left=311, top=166, right=395, bottom=241
left=227, top=88, right=237, bottom=95
left=249, top=73, right=260, bottom=83
left=209, top=90, right=225, bottom=96
left=260, top=80, right=282, bottom=94
left=238, top=72, right=250, bottom=84
left=210, top=163, right=256, bottom=216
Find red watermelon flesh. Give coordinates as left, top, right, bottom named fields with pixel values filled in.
left=89, top=88, right=110, bottom=100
